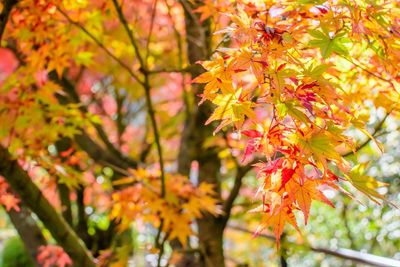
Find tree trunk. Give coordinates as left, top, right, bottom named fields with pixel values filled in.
left=197, top=151, right=225, bottom=267
left=196, top=218, right=225, bottom=267
left=178, top=1, right=226, bottom=266
left=6, top=204, right=47, bottom=267
left=198, top=215, right=225, bottom=267
left=0, top=145, right=95, bottom=267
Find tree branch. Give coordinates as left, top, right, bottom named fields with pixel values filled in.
left=56, top=6, right=143, bottom=85
left=111, top=0, right=168, bottom=252
left=342, top=112, right=389, bottom=157
left=0, top=0, right=17, bottom=42
left=0, top=146, right=95, bottom=267
left=341, top=56, right=393, bottom=84
left=50, top=72, right=139, bottom=170
left=228, top=224, right=400, bottom=267
left=222, top=163, right=253, bottom=224
left=6, top=204, right=47, bottom=267
left=146, top=66, right=193, bottom=74
left=111, top=0, right=166, bottom=197
left=111, top=0, right=146, bottom=70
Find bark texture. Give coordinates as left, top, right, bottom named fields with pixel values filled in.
left=6, top=204, right=47, bottom=267
left=178, top=1, right=226, bottom=266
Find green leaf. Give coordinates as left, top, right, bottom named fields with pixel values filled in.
left=345, top=164, right=387, bottom=204
left=308, top=30, right=351, bottom=58
left=307, top=132, right=341, bottom=161
left=285, top=101, right=310, bottom=124
left=276, top=102, right=288, bottom=118
left=303, top=63, right=330, bottom=78
left=276, top=101, right=310, bottom=124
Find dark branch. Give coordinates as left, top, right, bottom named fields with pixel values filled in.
left=0, top=0, right=17, bottom=42
left=49, top=72, right=139, bottom=170
left=6, top=204, right=47, bottom=267
left=0, top=146, right=95, bottom=266
left=222, top=163, right=254, bottom=224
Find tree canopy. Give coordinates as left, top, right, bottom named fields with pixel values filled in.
left=0, top=0, right=399, bottom=266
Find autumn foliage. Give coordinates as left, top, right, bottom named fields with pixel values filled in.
left=0, top=0, right=399, bottom=266
left=194, top=0, right=399, bottom=244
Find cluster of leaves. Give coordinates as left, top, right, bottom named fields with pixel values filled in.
left=1, top=0, right=221, bottom=262
left=37, top=245, right=72, bottom=267
left=0, top=0, right=100, bottom=157
left=195, top=0, right=400, bottom=244
left=111, top=169, right=219, bottom=245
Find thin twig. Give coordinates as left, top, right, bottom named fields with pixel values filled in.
left=156, top=230, right=170, bottom=267
left=342, top=112, right=390, bottom=157
left=56, top=6, right=143, bottom=85
left=111, top=0, right=146, bottom=70
left=143, top=76, right=166, bottom=197
left=145, top=0, right=158, bottom=64
left=147, top=66, right=193, bottom=74
left=341, top=56, right=392, bottom=84
left=111, top=0, right=168, bottom=253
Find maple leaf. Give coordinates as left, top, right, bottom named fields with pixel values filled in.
left=242, top=129, right=263, bottom=138
left=280, top=168, right=295, bottom=190
left=241, top=124, right=285, bottom=162
left=168, top=215, right=193, bottom=246
left=256, top=207, right=300, bottom=246
left=287, top=179, right=334, bottom=224
left=308, top=29, right=351, bottom=58
left=241, top=129, right=263, bottom=162
left=193, top=0, right=218, bottom=22
left=276, top=100, right=310, bottom=125
left=206, top=88, right=256, bottom=132
left=37, top=245, right=72, bottom=267
left=193, top=56, right=235, bottom=102
left=344, top=164, right=387, bottom=204
left=0, top=194, right=20, bottom=212
left=302, top=63, right=331, bottom=79
left=294, top=82, right=318, bottom=113
left=291, top=129, right=344, bottom=172
left=229, top=48, right=268, bottom=82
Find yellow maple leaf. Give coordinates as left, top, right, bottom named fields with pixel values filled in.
left=344, top=163, right=388, bottom=204
left=206, top=88, right=256, bottom=133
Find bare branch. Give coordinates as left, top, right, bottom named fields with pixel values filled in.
left=0, top=146, right=96, bottom=266
left=222, top=163, right=253, bottom=224
left=228, top=224, right=400, bottom=267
